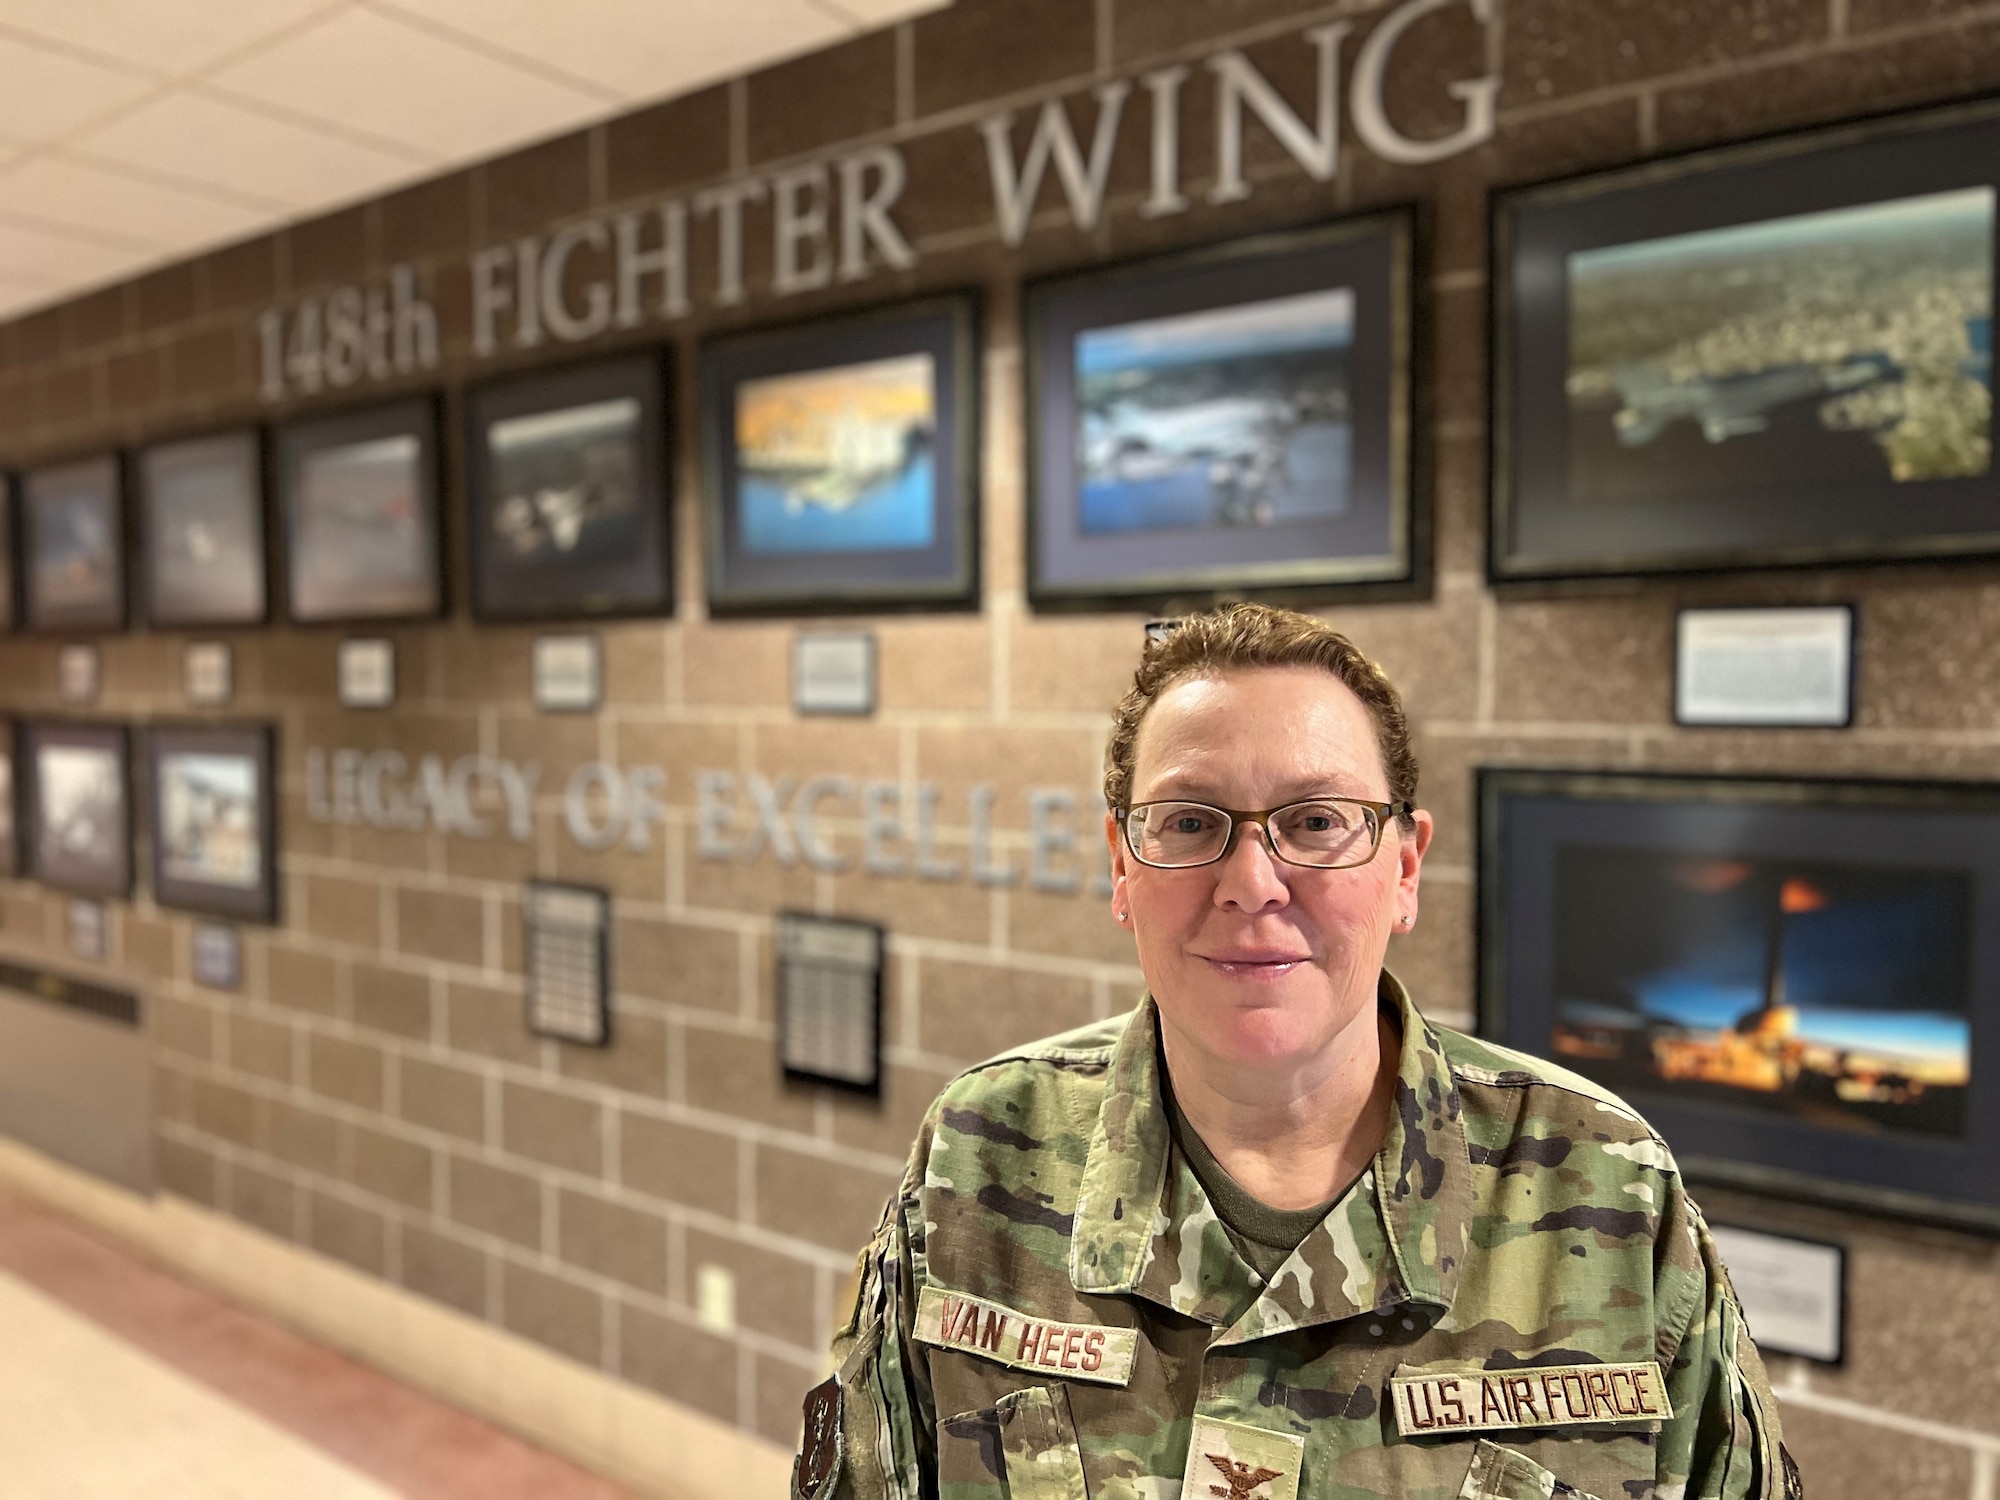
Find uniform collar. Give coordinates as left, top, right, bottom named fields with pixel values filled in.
left=1069, top=973, right=1471, bottom=1332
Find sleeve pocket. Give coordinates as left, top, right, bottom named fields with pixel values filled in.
left=941, top=1385, right=1089, bottom=1500
left=1459, top=1439, right=1607, bottom=1500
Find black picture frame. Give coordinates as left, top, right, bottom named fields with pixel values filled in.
left=1493, top=98, right=2000, bottom=581
left=21, top=453, right=125, bottom=633
left=701, top=294, right=980, bottom=615
left=0, top=473, right=17, bottom=633
left=137, top=426, right=270, bottom=629
left=776, top=911, right=885, bottom=1096
left=276, top=394, right=444, bottom=624
left=523, top=880, right=611, bottom=1046
left=146, top=721, right=277, bottom=923
left=0, top=717, right=17, bottom=879
left=1025, top=209, right=1420, bottom=610
left=1670, top=603, right=1858, bottom=730
left=1478, top=767, right=2000, bottom=1234
left=23, top=720, right=131, bottom=899
left=466, top=351, right=672, bottom=622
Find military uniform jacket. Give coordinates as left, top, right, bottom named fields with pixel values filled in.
left=799, top=975, right=1794, bottom=1500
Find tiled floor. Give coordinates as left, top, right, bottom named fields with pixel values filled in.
left=0, top=1188, right=634, bottom=1498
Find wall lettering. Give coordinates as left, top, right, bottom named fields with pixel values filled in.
left=257, top=265, right=439, bottom=403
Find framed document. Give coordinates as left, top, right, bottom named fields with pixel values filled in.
left=1480, top=767, right=2000, bottom=1233
left=524, top=881, right=610, bottom=1046
left=793, top=632, right=876, bottom=716
left=337, top=638, right=395, bottom=709
left=466, top=352, right=671, bottom=622
left=777, top=912, right=884, bottom=1094
left=532, top=634, right=602, bottom=713
left=1708, top=1224, right=1844, bottom=1364
left=1675, top=606, right=1855, bottom=727
left=277, top=395, right=443, bottom=623
left=702, top=296, right=979, bottom=614
left=138, top=428, right=268, bottom=628
left=1495, top=99, right=2000, bottom=580
left=1027, top=211, right=1418, bottom=608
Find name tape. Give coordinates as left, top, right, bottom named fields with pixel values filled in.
left=914, top=1285, right=1137, bottom=1387
left=1391, top=1362, right=1673, bottom=1437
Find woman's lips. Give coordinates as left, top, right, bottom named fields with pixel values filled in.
left=1198, top=950, right=1310, bottom=980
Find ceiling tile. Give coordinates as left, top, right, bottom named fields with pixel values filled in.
left=381, top=0, right=851, bottom=101
left=0, top=0, right=340, bottom=79
left=209, top=6, right=609, bottom=162
left=0, top=221, right=148, bottom=284
left=71, top=91, right=422, bottom=210
left=0, top=31, right=154, bottom=142
left=0, top=157, right=269, bottom=250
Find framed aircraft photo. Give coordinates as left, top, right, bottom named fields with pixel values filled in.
left=147, top=722, right=277, bottom=922
left=1026, top=211, right=1418, bottom=609
left=1495, top=98, right=2000, bottom=580
left=22, top=455, right=125, bottom=632
left=277, top=396, right=444, bottom=624
left=138, top=428, right=268, bottom=628
left=466, top=352, right=671, bottom=622
left=24, top=721, right=131, bottom=899
left=1479, top=767, right=2000, bottom=1233
left=701, top=295, right=979, bottom=614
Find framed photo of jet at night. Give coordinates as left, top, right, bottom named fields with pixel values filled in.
left=466, top=352, right=671, bottom=621
left=1026, top=210, right=1417, bottom=609
left=1478, top=768, right=2000, bottom=1234
left=1494, top=99, right=2000, bottom=580
left=700, top=295, right=979, bottom=614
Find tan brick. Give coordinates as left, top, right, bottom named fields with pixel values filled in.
left=913, top=726, right=1103, bottom=829
left=152, top=995, right=215, bottom=1064
left=286, top=203, right=368, bottom=290
left=501, top=1261, right=604, bottom=1368
left=227, top=1159, right=300, bottom=1242
left=262, top=1099, right=341, bottom=1177
left=829, top=1060, right=954, bottom=1162
left=156, top=1136, right=220, bottom=1206
left=557, top=1009, right=668, bottom=1097
left=605, top=85, right=730, bottom=203
left=448, top=1154, right=545, bottom=1250
left=1006, top=884, right=1136, bottom=967
left=446, top=978, right=541, bottom=1066
left=307, top=1034, right=386, bottom=1111
left=619, top=1305, right=737, bottom=1422
left=681, top=621, right=789, bottom=707
left=680, top=851, right=820, bottom=918
left=379, top=169, right=474, bottom=264
left=686, top=1227, right=816, bottom=1346
left=501, top=1080, right=603, bottom=1176
left=617, top=916, right=737, bottom=1013
left=308, top=1190, right=386, bottom=1276
left=1776, top=1405, right=1969, bottom=1500
left=620, top=1113, right=739, bottom=1217
left=549, top=836, right=668, bottom=906
left=1491, top=595, right=1674, bottom=726
left=187, top=1077, right=257, bottom=1147
left=482, top=129, right=592, bottom=241
left=393, top=887, right=484, bottom=969
left=397, top=1056, right=487, bottom=1143
left=747, top=28, right=895, bottom=165
left=227, top=1013, right=296, bottom=1084
left=1008, top=614, right=1145, bottom=716
left=822, top=864, right=992, bottom=948
left=610, top=722, right=741, bottom=807
left=600, top=624, right=668, bottom=707
left=122, top=913, right=176, bottom=976
left=917, top=958, right=1094, bottom=1065
left=911, top=0, right=1095, bottom=118
left=756, top=1144, right=896, bottom=1255
left=1389, top=879, right=1473, bottom=1027
left=684, top=1026, right=816, bottom=1134
left=350, top=1124, right=435, bottom=1212
left=303, top=873, right=382, bottom=948
left=398, top=1221, right=489, bottom=1320
left=557, top=1188, right=668, bottom=1294
left=757, top=1352, right=820, bottom=1450
left=351, top=961, right=433, bottom=1040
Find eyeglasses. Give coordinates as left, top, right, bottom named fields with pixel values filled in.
left=1117, top=797, right=1412, bottom=871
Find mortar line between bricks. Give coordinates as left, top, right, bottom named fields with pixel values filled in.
left=1774, top=1386, right=2000, bottom=1455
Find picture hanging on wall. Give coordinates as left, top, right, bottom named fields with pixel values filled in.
left=1494, top=98, right=2000, bottom=580
left=22, top=455, right=124, bottom=632
left=701, top=295, right=979, bottom=613
left=466, top=352, right=671, bottom=621
left=146, top=722, right=276, bottom=922
left=1025, top=210, right=1417, bottom=608
left=138, top=428, right=268, bottom=628
left=0, top=475, right=16, bottom=631
left=24, top=721, right=130, bottom=898
left=277, top=395, right=443, bottom=623
left=0, top=718, right=17, bottom=879
left=1479, top=767, right=2000, bottom=1233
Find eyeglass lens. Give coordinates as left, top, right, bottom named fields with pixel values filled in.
left=1127, top=801, right=1380, bottom=869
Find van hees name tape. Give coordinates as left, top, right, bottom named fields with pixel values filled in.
left=914, top=1285, right=1137, bottom=1387
left=1391, top=1362, right=1673, bottom=1437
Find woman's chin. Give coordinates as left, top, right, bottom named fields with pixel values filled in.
left=1182, top=981, right=1334, bottom=1065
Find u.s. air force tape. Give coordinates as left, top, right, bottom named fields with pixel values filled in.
left=1390, top=1362, right=1673, bottom=1437
left=914, top=1285, right=1138, bottom=1386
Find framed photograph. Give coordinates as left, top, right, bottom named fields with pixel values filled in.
left=277, top=395, right=443, bottom=623
left=702, top=295, right=979, bottom=613
left=1675, top=605, right=1855, bottom=727
left=1025, top=212, right=1417, bottom=608
left=467, top=353, right=670, bottom=621
left=1479, top=768, right=2000, bottom=1233
left=0, top=718, right=17, bottom=879
left=23, top=721, right=131, bottom=898
left=146, top=722, right=276, bottom=922
left=0, top=474, right=16, bottom=632
left=22, top=454, right=124, bottom=632
left=138, top=428, right=267, bottom=628
left=1495, top=100, right=2000, bottom=580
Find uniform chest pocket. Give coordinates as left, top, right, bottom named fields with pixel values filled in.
left=940, top=1385, right=1089, bottom=1500
left=1459, top=1440, right=1606, bottom=1500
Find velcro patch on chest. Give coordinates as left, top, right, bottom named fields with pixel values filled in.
left=1390, top=1362, right=1672, bottom=1437
left=914, top=1285, right=1138, bottom=1387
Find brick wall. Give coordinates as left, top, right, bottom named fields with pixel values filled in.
left=0, top=0, right=1997, bottom=1491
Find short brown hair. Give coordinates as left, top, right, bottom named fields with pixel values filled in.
left=1102, top=604, right=1418, bottom=825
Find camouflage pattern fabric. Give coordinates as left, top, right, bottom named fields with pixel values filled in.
left=800, top=973, right=1795, bottom=1500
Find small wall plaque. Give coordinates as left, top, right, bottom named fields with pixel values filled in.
left=777, top=912, right=883, bottom=1094
left=794, top=632, right=876, bottom=716
left=68, top=899, right=107, bottom=960
left=57, top=644, right=99, bottom=704
left=183, top=642, right=233, bottom=706
left=1709, top=1225, right=1844, bottom=1364
left=524, top=881, right=610, bottom=1045
left=533, top=634, right=602, bottom=713
left=1675, top=606, right=1854, bottom=728
left=337, top=638, right=395, bottom=708
left=192, top=921, right=241, bottom=990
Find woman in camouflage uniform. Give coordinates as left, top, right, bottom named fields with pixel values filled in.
left=795, top=604, right=1796, bottom=1500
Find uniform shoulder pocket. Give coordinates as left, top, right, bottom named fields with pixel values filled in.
left=1459, top=1439, right=1606, bottom=1500
left=941, top=1384, right=1089, bottom=1500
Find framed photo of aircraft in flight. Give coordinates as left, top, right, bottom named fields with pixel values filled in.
left=1026, top=210, right=1418, bottom=609
left=1478, top=767, right=2000, bottom=1234
left=700, top=295, right=979, bottom=615
left=1493, top=98, right=2000, bottom=580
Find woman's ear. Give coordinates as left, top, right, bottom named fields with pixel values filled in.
left=1105, top=811, right=1133, bottom=926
